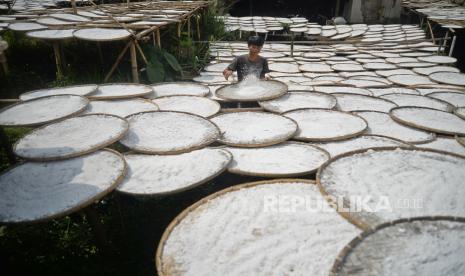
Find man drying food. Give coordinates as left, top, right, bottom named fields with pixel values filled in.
left=223, top=35, right=270, bottom=81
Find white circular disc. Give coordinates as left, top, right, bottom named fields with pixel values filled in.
left=151, top=82, right=210, bottom=98
left=354, top=111, right=435, bottom=144
left=91, top=83, right=153, bottom=99
left=420, top=136, right=465, bottom=157
left=312, top=135, right=410, bottom=157
left=333, top=93, right=397, bottom=112
left=8, top=22, right=47, bottom=31
left=380, top=94, right=454, bottom=112
left=331, top=219, right=465, bottom=275
left=299, top=63, right=334, bottom=73
left=19, top=84, right=97, bottom=101
left=120, top=111, right=220, bottom=154
left=390, top=107, right=465, bottom=136
left=216, top=80, right=288, bottom=102
left=318, top=148, right=465, bottom=228
left=0, top=95, right=88, bottom=127
left=388, top=74, right=436, bottom=86
left=418, top=55, right=457, bottom=64
left=427, top=92, right=465, bottom=107
left=0, top=149, right=125, bottom=223
left=117, top=148, right=231, bottom=196
left=413, top=66, right=460, bottom=76
left=269, top=62, right=301, bottom=73
left=157, top=179, right=360, bottom=275
left=26, top=29, right=75, bottom=40
left=83, top=98, right=159, bottom=117
left=152, top=96, right=220, bottom=118
left=283, top=109, right=367, bottom=141
left=429, top=72, right=465, bottom=86
left=203, top=63, right=230, bottom=72
left=211, top=112, right=297, bottom=147
left=226, top=142, right=330, bottom=176
left=14, top=114, right=128, bottom=161
left=73, top=28, right=132, bottom=41
left=259, top=92, right=337, bottom=113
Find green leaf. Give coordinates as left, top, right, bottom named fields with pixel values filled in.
left=163, top=51, right=182, bottom=72
left=146, top=60, right=165, bottom=83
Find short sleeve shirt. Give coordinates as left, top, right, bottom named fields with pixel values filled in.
left=226, top=55, right=270, bottom=81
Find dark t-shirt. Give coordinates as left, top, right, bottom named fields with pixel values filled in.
left=226, top=54, right=270, bottom=81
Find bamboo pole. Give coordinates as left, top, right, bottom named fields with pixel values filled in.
left=156, top=28, right=161, bottom=47
left=187, top=16, right=191, bottom=39
left=130, top=41, right=139, bottom=83
left=71, top=0, right=77, bottom=14
left=104, top=40, right=132, bottom=82
left=53, top=42, right=63, bottom=79
left=134, top=40, right=148, bottom=65
left=196, top=14, right=201, bottom=40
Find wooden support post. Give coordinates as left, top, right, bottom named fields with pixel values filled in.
left=427, top=20, right=435, bottom=44
left=53, top=42, right=63, bottom=79
left=0, top=52, right=8, bottom=75
left=104, top=40, right=131, bottom=83
left=130, top=41, right=139, bottom=83
left=156, top=29, right=161, bottom=47
left=71, top=0, right=77, bottom=14
left=152, top=32, right=157, bottom=47
left=177, top=22, right=181, bottom=38
left=187, top=16, right=191, bottom=39
left=0, top=127, right=16, bottom=165
left=134, top=40, right=148, bottom=65
left=97, top=42, right=104, bottom=65
left=196, top=15, right=201, bottom=40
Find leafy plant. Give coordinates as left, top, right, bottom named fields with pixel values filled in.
left=144, top=45, right=183, bottom=83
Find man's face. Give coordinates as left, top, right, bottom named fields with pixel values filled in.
left=248, top=44, right=262, bottom=55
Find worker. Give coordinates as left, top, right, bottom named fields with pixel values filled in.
left=223, top=35, right=270, bottom=82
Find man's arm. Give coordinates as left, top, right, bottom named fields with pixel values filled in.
left=260, top=58, right=271, bottom=80
left=223, top=57, right=238, bottom=80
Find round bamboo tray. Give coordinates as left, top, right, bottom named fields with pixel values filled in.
left=26, top=29, right=76, bottom=40
left=119, top=111, right=220, bottom=155
left=426, top=92, right=465, bottom=107
left=420, top=135, right=465, bottom=157
left=333, top=93, right=398, bottom=113
left=226, top=141, right=330, bottom=177
left=0, top=95, right=88, bottom=127
left=156, top=178, right=361, bottom=276
left=83, top=98, right=159, bottom=118
left=73, top=28, right=132, bottom=41
left=210, top=111, right=298, bottom=147
left=283, top=108, right=368, bottom=142
left=354, top=110, right=436, bottom=144
left=380, top=93, right=454, bottom=112
left=90, top=83, right=153, bottom=100
left=429, top=72, right=465, bottom=86
left=150, top=82, right=210, bottom=98
left=259, top=91, right=337, bottom=113
left=317, top=147, right=465, bottom=230
left=19, top=84, right=98, bottom=101
left=152, top=95, right=220, bottom=118
left=116, top=148, right=231, bottom=197
left=215, top=80, right=288, bottom=102
left=14, top=114, right=129, bottom=161
left=390, top=106, right=465, bottom=136
left=311, top=134, right=412, bottom=158
left=0, top=149, right=126, bottom=224
left=330, top=217, right=465, bottom=275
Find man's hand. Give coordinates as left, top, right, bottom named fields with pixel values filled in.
left=223, top=69, right=233, bottom=80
